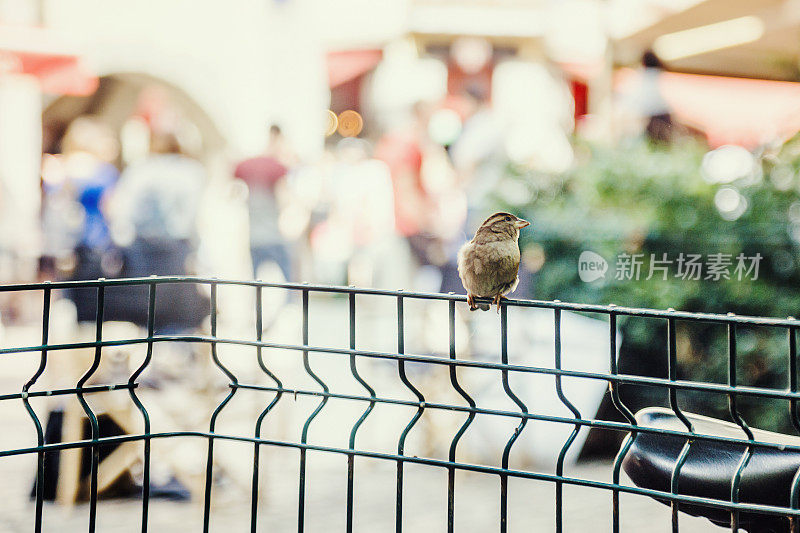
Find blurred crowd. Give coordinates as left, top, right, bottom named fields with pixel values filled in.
left=23, top=85, right=548, bottom=330
left=0, top=46, right=709, bottom=331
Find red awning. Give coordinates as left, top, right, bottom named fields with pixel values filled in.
left=0, top=26, right=97, bottom=96
left=327, top=49, right=382, bottom=88
left=616, top=68, right=800, bottom=148
left=1, top=50, right=98, bottom=96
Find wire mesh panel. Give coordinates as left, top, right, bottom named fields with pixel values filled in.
left=1, top=277, right=799, bottom=533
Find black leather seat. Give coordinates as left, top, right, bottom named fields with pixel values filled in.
left=621, top=408, right=800, bottom=532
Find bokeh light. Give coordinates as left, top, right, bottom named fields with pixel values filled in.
left=427, top=108, right=462, bottom=146
left=714, top=186, right=748, bottom=220
left=702, top=145, right=757, bottom=184
left=337, top=110, right=363, bottom=137
left=451, top=37, right=492, bottom=74
left=324, top=109, right=338, bottom=137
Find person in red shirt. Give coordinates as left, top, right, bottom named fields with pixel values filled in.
left=234, top=125, right=293, bottom=280
left=374, top=102, right=440, bottom=266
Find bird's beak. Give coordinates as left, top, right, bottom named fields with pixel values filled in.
left=515, top=218, right=530, bottom=229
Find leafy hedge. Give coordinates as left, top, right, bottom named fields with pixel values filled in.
left=497, top=137, right=800, bottom=432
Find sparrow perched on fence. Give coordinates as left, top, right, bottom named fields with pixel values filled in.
left=457, top=212, right=530, bottom=313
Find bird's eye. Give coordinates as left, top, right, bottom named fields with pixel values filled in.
left=504, top=216, right=511, bottom=221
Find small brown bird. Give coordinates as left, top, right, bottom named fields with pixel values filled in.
left=457, top=212, right=530, bottom=312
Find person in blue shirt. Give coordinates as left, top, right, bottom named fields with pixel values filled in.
left=42, top=117, right=120, bottom=321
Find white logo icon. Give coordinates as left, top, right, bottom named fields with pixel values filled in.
left=578, top=251, right=608, bottom=282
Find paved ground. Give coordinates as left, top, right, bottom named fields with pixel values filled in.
left=0, top=294, right=722, bottom=532
left=0, top=453, right=720, bottom=532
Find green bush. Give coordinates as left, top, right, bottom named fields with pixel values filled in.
left=498, top=137, right=800, bottom=432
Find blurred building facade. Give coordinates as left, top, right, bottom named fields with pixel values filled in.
left=3, top=0, right=799, bottom=283
left=0, top=0, right=590, bottom=281
left=0, top=0, right=333, bottom=279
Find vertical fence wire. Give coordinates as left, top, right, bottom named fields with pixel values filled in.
left=499, top=304, right=528, bottom=533
left=22, top=285, right=50, bottom=533
left=727, top=321, right=754, bottom=533
left=298, top=288, right=328, bottom=533
left=553, top=307, right=582, bottom=533
left=73, top=285, right=106, bottom=533
left=127, top=283, right=156, bottom=533
left=790, top=324, right=800, bottom=436
left=395, top=294, right=425, bottom=533
left=667, top=316, right=694, bottom=533
left=251, top=285, right=284, bottom=533
left=447, top=299, right=476, bottom=533
left=346, top=292, right=377, bottom=533
left=789, top=325, right=800, bottom=533
left=203, top=282, right=239, bottom=533
left=609, top=312, right=637, bottom=533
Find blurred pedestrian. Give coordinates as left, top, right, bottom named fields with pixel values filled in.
left=450, top=86, right=504, bottom=230
left=234, top=124, right=293, bottom=281
left=640, top=51, right=674, bottom=144
left=446, top=88, right=505, bottom=293
left=107, top=131, right=209, bottom=330
left=42, top=117, right=120, bottom=320
left=618, top=50, right=674, bottom=144
left=330, top=138, right=396, bottom=287
left=375, top=102, right=442, bottom=272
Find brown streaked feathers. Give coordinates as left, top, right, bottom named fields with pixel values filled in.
left=457, top=212, right=530, bottom=313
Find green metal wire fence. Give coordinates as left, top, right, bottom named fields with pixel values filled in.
left=1, top=276, right=800, bottom=533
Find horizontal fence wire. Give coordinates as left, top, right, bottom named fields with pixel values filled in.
left=1, top=276, right=800, bottom=533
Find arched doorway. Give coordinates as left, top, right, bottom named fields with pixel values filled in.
left=42, top=72, right=225, bottom=159
left=38, top=72, right=248, bottom=287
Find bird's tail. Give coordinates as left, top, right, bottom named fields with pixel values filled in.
left=471, top=303, right=490, bottom=311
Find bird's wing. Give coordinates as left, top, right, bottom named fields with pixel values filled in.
left=483, top=241, right=520, bottom=280
left=458, top=241, right=483, bottom=276
left=488, top=259, right=519, bottom=294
